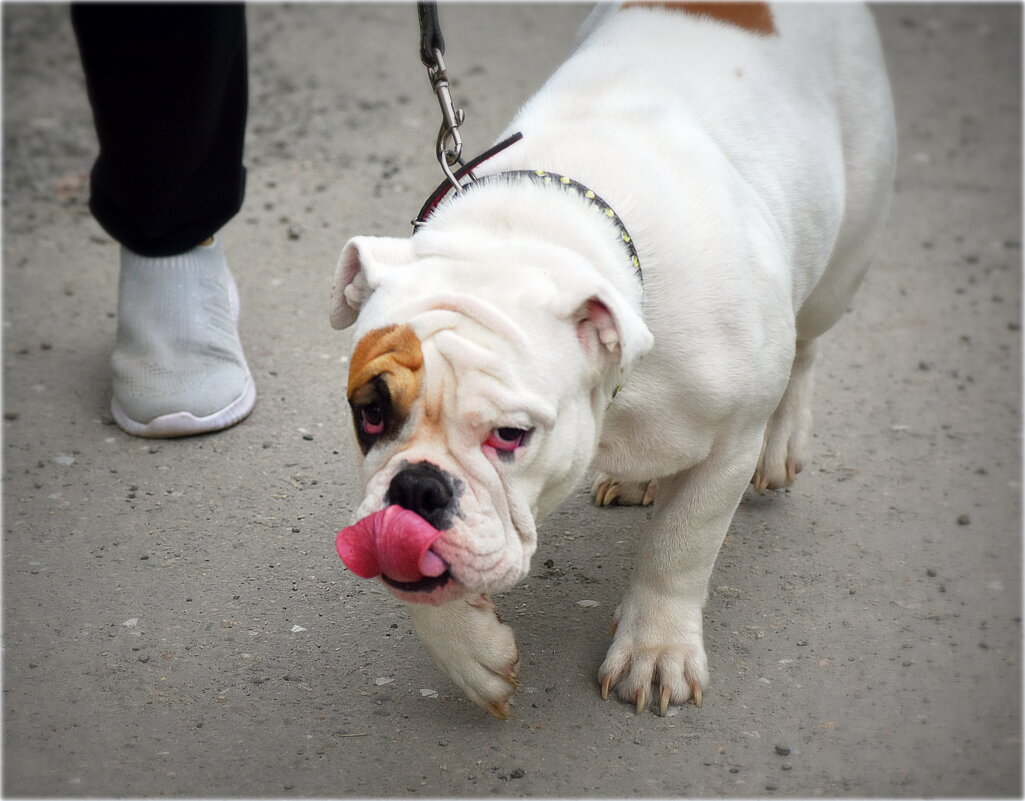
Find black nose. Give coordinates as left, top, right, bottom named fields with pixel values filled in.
left=386, top=462, right=455, bottom=530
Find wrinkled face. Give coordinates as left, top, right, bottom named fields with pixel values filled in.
left=331, top=232, right=652, bottom=605
left=344, top=299, right=597, bottom=606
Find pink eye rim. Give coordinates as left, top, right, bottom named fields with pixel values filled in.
left=484, top=427, right=529, bottom=453
left=360, top=405, right=385, bottom=436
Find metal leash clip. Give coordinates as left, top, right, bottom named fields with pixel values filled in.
left=425, top=48, right=467, bottom=192
left=418, top=1, right=471, bottom=193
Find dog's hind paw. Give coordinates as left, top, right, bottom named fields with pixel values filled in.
left=591, top=474, right=658, bottom=506
left=751, top=454, right=803, bottom=493
left=752, top=340, right=815, bottom=492
left=752, top=390, right=810, bottom=492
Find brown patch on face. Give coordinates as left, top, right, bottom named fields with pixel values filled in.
left=348, top=325, right=424, bottom=451
left=349, top=324, right=423, bottom=402
left=622, top=1, right=776, bottom=35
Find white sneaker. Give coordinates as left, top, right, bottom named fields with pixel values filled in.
left=110, top=238, right=256, bottom=437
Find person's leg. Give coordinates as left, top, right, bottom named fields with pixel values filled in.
left=72, top=4, right=255, bottom=437
left=72, top=3, right=247, bottom=255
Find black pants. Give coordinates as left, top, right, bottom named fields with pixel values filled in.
left=71, top=4, right=248, bottom=257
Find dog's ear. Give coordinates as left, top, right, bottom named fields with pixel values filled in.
left=574, top=288, right=653, bottom=377
left=331, top=236, right=415, bottom=330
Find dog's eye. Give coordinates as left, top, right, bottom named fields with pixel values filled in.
left=360, top=403, right=385, bottom=436
left=484, top=427, right=529, bottom=453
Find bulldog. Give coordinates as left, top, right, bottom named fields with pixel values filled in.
left=330, top=1, right=895, bottom=718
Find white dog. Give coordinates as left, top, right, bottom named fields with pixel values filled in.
left=330, top=1, right=895, bottom=717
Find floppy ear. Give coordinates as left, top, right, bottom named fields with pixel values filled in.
left=330, top=236, right=416, bottom=330
left=574, top=288, right=653, bottom=378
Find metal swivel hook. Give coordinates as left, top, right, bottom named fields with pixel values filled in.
left=426, top=48, right=467, bottom=192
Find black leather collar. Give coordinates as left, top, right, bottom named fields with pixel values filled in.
left=412, top=133, right=643, bottom=289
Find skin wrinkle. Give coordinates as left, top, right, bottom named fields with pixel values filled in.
left=448, top=447, right=524, bottom=564
left=441, top=506, right=520, bottom=591
left=389, top=292, right=530, bottom=354
left=426, top=339, right=535, bottom=587
left=466, top=423, right=536, bottom=559
left=401, top=336, right=525, bottom=586
left=353, top=301, right=542, bottom=594
left=436, top=350, right=545, bottom=567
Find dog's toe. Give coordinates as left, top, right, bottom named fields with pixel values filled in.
left=752, top=453, right=803, bottom=493
left=599, top=640, right=707, bottom=714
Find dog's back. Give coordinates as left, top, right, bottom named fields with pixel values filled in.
left=496, top=2, right=895, bottom=334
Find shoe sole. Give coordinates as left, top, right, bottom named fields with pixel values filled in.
left=111, top=373, right=256, bottom=438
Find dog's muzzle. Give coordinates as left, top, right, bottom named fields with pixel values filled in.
left=336, top=461, right=467, bottom=603
left=386, top=461, right=456, bottom=530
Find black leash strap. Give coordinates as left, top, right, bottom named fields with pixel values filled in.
left=417, top=1, right=445, bottom=68
left=417, top=0, right=467, bottom=191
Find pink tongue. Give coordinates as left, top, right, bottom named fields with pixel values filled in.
left=335, top=506, right=447, bottom=583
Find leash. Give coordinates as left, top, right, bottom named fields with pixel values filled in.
left=412, top=3, right=643, bottom=295
left=415, top=2, right=524, bottom=197
left=414, top=1, right=526, bottom=222
left=417, top=1, right=468, bottom=194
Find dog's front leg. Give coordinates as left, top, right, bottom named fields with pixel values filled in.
left=599, top=433, right=763, bottom=714
left=406, top=594, right=520, bottom=719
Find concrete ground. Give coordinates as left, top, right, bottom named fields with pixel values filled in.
left=2, top=3, right=1021, bottom=797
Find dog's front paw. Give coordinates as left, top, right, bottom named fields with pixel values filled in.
left=597, top=594, right=708, bottom=715
left=591, top=474, right=658, bottom=506
left=407, top=594, right=520, bottom=719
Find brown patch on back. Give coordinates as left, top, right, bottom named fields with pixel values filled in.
left=348, top=325, right=424, bottom=420
left=622, top=1, right=776, bottom=36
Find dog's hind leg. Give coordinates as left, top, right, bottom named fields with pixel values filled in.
left=752, top=338, right=816, bottom=492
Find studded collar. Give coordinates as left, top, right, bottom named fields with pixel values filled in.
left=412, top=133, right=643, bottom=291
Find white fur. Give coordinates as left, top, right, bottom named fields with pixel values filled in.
left=331, top=3, right=895, bottom=715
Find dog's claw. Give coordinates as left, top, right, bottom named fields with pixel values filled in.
left=600, top=674, right=612, bottom=700
left=468, top=593, right=492, bottom=610
left=635, top=688, right=648, bottom=714
left=689, top=679, right=703, bottom=708
left=659, top=685, right=671, bottom=716
left=495, top=644, right=522, bottom=690
left=592, top=475, right=658, bottom=506
left=753, top=457, right=802, bottom=493
left=487, top=700, right=512, bottom=720
left=785, top=457, right=802, bottom=483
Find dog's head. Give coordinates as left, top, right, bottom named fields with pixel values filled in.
left=330, top=228, right=651, bottom=604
